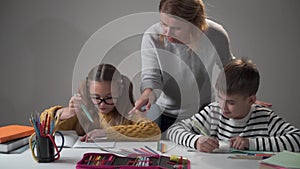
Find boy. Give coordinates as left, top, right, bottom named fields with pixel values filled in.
left=167, top=58, right=300, bottom=152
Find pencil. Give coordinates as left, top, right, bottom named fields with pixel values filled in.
left=133, top=148, right=144, bottom=154
left=139, top=147, right=153, bottom=155
left=145, top=146, right=159, bottom=155
left=80, top=103, right=94, bottom=123
left=193, top=121, right=208, bottom=136
left=165, top=145, right=176, bottom=153
left=228, top=155, right=266, bottom=160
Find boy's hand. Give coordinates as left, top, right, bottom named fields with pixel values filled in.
left=230, top=136, right=249, bottom=150
left=196, top=136, right=219, bottom=153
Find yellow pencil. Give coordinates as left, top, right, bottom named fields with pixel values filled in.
left=193, top=121, right=208, bottom=136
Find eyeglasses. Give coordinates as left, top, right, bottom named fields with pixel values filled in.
left=91, top=96, right=118, bottom=105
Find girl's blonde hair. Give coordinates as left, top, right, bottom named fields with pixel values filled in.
left=79, top=64, right=134, bottom=130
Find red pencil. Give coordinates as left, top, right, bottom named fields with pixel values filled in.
left=47, top=114, right=51, bottom=134
left=44, top=114, right=48, bottom=134
left=140, top=147, right=154, bottom=155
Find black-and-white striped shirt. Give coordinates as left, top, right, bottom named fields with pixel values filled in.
left=167, top=102, right=300, bottom=152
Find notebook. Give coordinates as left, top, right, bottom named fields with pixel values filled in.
left=55, top=130, right=115, bottom=148
left=259, top=151, right=300, bottom=169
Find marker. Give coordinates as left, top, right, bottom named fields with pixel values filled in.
left=158, top=142, right=166, bottom=153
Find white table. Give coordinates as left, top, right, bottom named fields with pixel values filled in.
left=0, top=141, right=260, bottom=169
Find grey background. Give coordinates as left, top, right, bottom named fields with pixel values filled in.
left=1, top=0, right=299, bottom=128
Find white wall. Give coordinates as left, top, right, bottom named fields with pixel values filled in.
left=205, top=0, right=300, bottom=128
left=0, top=0, right=299, bottom=128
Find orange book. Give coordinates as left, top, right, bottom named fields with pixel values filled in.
left=0, top=125, right=35, bottom=143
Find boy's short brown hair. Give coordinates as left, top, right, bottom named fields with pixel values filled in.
left=215, top=58, right=260, bottom=96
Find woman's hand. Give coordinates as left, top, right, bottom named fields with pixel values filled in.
left=128, top=109, right=148, bottom=121
left=195, top=136, right=219, bottom=153
left=80, top=129, right=106, bottom=142
left=230, top=136, right=249, bottom=150
left=130, top=88, right=155, bottom=114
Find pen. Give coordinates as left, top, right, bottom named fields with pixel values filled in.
left=193, top=121, right=208, bottom=136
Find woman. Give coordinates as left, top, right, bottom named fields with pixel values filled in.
left=133, top=0, right=234, bottom=134
left=41, top=64, right=161, bottom=141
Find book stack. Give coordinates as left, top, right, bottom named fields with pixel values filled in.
left=0, top=125, right=35, bottom=153
left=259, top=151, right=300, bottom=169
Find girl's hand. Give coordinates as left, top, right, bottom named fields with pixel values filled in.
left=230, top=136, right=249, bottom=150
left=59, top=94, right=82, bottom=120
left=80, top=129, right=106, bottom=142
left=196, top=136, right=219, bottom=153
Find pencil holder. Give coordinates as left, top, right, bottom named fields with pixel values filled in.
left=29, top=131, right=64, bottom=163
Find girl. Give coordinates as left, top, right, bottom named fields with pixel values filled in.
left=42, top=64, right=161, bottom=141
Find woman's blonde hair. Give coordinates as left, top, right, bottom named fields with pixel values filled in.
left=159, top=0, right=207, bottom=31
left=159, top=0, right=208, bottom=45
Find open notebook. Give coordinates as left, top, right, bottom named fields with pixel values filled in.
left=54, top=130, right=115, bottom=148
left=259, top=151, right=300, bottom=169
left=213, top=141, right=276, bottom=154
left=188, top=140, right=275, bottom=155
